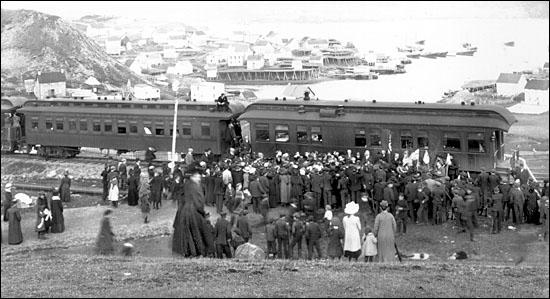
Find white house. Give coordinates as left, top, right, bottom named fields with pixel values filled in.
left=33, top=71, right=67, bottom=100
left=166, top=61, right=194, bottom=75
left=227, top=44, right=252, bottom=67
left=105, top=37, right=122, bottom=55
left=524, top=79, right=549, bottom=106
left=252, top=40, right=275, bottom=57
left=205, top=64, right=218, bottom=78
left=134, top=52, right=164, bottom=69
left=496, top=73, right=527, bottom=96
left=190, top=82, right=225, bottom=101
left=246, top=55, right=264, bottom=70
left=168, top=35, right=188, bottom=48
left=133, top=84, right=160, bottom=100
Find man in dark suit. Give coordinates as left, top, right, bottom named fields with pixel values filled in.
left=275, top=214, right=291, bottom=259
left=202, top=148, right=215, bottom=166
left=214, top=211, right=232, bottom=258
left=305, top=217, right=323, bottom=260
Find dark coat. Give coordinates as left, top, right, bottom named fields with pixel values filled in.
left=275, top=218, right=290, bottom=239
left=7, top=206, right=23, bottom=245
left=404, top=182, right=418, bottom=202
left=127, top=175, right=139, bottom=206
left=374, top=181, right=386, bottom=202
left=310, top=173, right=323, bottom=193
left=139, top=182, right=151, bottom=214
left=305, top=221, right=322, bottom=241
left=172, top=181, right=213, bottom=257
left=249, top=179, right=267, bottom=197
left=59, top=176, right=71, bottom=202
left=236, top=215, right=252, bottom=240
left=95, top=216, right=114, bottom=255
left=383, top=186, right=397, bottom=205
left=50, top=198, right=65, bottom=233
left=349, top=172, right=363, bottom=192
left=268, top=174, right=280, bottom=208
left=290, top=174, right=304, bottom=199
left=150, top=175, right=163, bottom=203
left=3, top=191, right=12, bottom=221
left=326, top=226, right=344, bottom=258
left=214, top=217, right=232, bottom=245
left=213, top=176, right=225, bottom=195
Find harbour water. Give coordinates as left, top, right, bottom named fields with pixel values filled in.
left=225, top=18, right=549, bottom=102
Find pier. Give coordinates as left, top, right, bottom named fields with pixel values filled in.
left=206, top=67, right=322, bottom=84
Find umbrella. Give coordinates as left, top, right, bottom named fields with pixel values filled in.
left=14, top=193, right=32, bottom=205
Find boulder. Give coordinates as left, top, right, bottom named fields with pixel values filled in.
left=235, top=242, right=265, bottom=261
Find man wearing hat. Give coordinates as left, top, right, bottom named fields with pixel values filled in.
left=462, top=189, right=478, bottom=241
left=476, top=167, right=490, bottom=217
left=59, top=169, right=72, bottom=202
left=118, top=159, right=128, bottom=191
left=214, top=211, right=233, bottom=259
left=509, top=180, right=525, bottom=224
left=373, top=200, right=397, bottom=262
left=305, top=216, right=323, bottom=260
left=310, top=168, right=323, bottom=210
left=383, top=182, right=398, bottom=214
left=432, top=181, right=446, bottom=225
left=275, top=214, right=291, bottom=259
left=290, top=213, right=306, bottom=259
left=499, top=177, right=513, bottom=223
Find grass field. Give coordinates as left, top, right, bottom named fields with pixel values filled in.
left=1, top=254, right=548, bottom=298
left=506, top=112, right=549, bottom=151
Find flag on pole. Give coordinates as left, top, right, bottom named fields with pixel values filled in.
left=410, top=149, right=420, bottom=161
left=388, top=131, right=392, bottom=153
left=446, top=153, right=452, bottom=166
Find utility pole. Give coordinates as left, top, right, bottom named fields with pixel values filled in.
left=171, top=93, right=179, bottom=171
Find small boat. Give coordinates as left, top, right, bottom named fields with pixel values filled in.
left=406, top=53, right=421, bottom=59
left=400, top=58, right=412, bottom=64
left=504, top=41, right=515, bottom=47
left=462, top=43, right=478, bottom=51
left=415, top=40, right=425, bottom=45
left=420, top=52, right=439, bottom=59
left=456, top=50, right=476, bottom=56
left=434, top=51, right=448, bottom=58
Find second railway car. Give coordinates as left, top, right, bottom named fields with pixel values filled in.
left=18, top=99, right=245, bottom=157
left=238, top=99, right=517, bottom=172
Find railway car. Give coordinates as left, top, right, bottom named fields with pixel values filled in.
left=17, top=98, right=245, bottom=158
left=1, top=97, right=29, bottom=152
left=238, top=99, right=517, bottom=172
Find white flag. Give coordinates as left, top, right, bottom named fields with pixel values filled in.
left=423, top=150, right=430, bottom=165
left=410, top=149, right=420, bottom=161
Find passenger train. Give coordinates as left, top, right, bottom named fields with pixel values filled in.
left=1, top=97, right=516, bottom=172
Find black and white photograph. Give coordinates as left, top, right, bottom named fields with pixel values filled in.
left=1, top=1, right=549, bottom=297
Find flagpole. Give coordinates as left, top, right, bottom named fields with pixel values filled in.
left=171, top=97, right=178, bottom=170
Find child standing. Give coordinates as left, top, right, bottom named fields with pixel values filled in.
left=361, top=227, right=377, bottom=262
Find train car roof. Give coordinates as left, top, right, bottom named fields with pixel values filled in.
left=239, top=99, right=517, bottom=131
left=19, top=98, right=246, bottom=117
left=1, top=97, right=31, bottom=112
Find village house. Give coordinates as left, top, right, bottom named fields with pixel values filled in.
left=105, top=36, right=122, bottom=55
left=190, top=81, right=225, bottom=101
left=205, top=64, right=218, bottom=78
left=134, top=52, right=164, bottom=70
left=168, top=35, right=188, bottom=48
left=302, top=38, right=330, bottom=50
left=33, top=71, right=67, bottom=100
left=228, top=44, right=252, bottom=67
left=524, top=79, right=549, bottom=107
left=246, top=55, right=265, bottom=70
left=132, top=84, right=160, bottom=100
left=252, top=40, right=276, bottom=57
left=308, top=55, right=324, bottom=66
left=496, top=72, right=527, bottom=96
left=22, top=73, right=35, bottom=94
left=166, top=61, right=194, bottom=76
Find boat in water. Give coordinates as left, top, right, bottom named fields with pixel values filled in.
left=420, top=52, right=439, bottom=59
left=504, top=41, right=515, bottom=47
left=434, top=51, right=448, bottom=58
left=456, top=50, right=476, bottom=56
left=406, top=53, right=421, bottom=59
left=325, top=66, right=378, bottom=80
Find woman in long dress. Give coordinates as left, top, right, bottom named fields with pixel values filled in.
left=127, top=169, right=139, bottom=206
left=59, top=170, right=71, bottom=202
left=7, top=198, right=23, bottom=245
left=279, top=168, right=291, bottom=205
left=95, top=209, right=115, bottom=255
left=139, top=176, right=151, bottom=223
left=268, top=170, right=280, bottom=208
left=108, top=177, right=119, bottom=208
left=172, top=170, right=213, bottom=257
left=343, top=202, right=362, bottom=261
left=326, top=216, right=344, bottom=259
left=50, top=190, right=65, bottom=233
left=374, top=200, right=397, bottom=262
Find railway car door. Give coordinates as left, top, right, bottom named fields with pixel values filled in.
left=219, top=119, right=241, bottom=154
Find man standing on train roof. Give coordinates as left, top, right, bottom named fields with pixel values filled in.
left=216, top=93, right=229, bottom=111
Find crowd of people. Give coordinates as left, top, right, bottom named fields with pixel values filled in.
left=2, top=143, right=549, bottom=263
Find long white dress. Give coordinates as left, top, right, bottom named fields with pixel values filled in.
left=343, top=214, right=362, bottom=252
left=108, top=182, right=119, bottom=202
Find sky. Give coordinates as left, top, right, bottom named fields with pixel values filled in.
left=1, top=1, right=548, bottom=27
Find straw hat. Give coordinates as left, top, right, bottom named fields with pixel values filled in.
left=344, top=202, right=359, bottom=215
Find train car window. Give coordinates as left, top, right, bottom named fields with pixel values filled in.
left=170, top=128, right=180, bottom=136
left=129, top=122, right=138, bottom=134
left=117, top=121, right=127, bottom=134
left=311, top=126, right=323, bottom=143
left=55, top=119, right=64, bottom=131
left=155, top=122, right=165, bottom=136
left=355, top=129, right=367, bottom=147
left=104, top=121, right=112, bottom=133
left=31, top=118, right=39, bottom=130
left=255, top=124, right=270, bottom=142
left=443, top=132, right=461, bottom=151
left=45, top=119, right=54, bottom=130
left=467, top=133, right=486, bottom=153
left=297, top=125, right=308, bottom=143
left=93, top=121, right=101, bottom=132
left=275, top=125, right=289, bottom=143
left=369, top=129, right=381, bottom=147
left=182, top=122, right=192, bottom=136
left=417, top=131, right=429, bottom=148
left=143, top=122, right=153, bottom=135
left=68, top=119, right=77, bottom=131
left=201, top=122, right=211, bottom=137
left=401, top=130, right=413, bottom=149
left=80, top=120, right=88, bottom=131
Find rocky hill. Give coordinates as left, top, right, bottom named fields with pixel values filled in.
left=1, top=9, right=144, bottom=87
